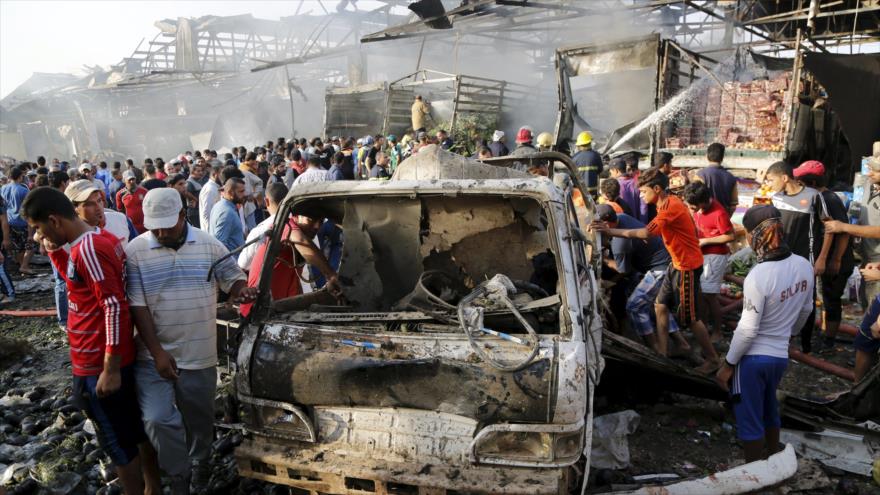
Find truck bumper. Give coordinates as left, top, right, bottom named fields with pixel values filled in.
left=236, top=437, right=568, bottom=494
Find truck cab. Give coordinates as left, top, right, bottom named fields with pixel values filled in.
left=231, top=146, right=603, bottom=494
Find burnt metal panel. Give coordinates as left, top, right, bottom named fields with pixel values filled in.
left=248, top=327, right=555, bottom=424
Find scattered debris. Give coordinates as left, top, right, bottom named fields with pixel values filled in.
left=12, top=274, right=54, bottom=295
left=591, top=410, right=640, bottom=470
left=780, top=428, right=879, bottom=477
left=615, top=443, right=798, bottom=495
left=779, top=458, right=832, bottom=494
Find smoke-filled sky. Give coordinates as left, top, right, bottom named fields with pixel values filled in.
left=0, top=0, right=390, bottom=99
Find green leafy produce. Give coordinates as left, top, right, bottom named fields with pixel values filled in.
left=430, top=112, right=499, bottom=156
left=729, top=258, right=754, bottom=277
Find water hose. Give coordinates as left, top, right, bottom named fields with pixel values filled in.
left=0, top=309, right=56, bottom=317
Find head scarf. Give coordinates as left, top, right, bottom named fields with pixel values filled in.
left=749, top=217, right=791, bottom=263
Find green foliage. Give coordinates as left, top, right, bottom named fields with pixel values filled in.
left=429, top=112, right=499, bottom=155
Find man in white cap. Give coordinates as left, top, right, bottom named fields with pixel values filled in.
left=64, top=180, right=137, bottom=249
left=125, top=188, right=255, bottom=494
left=489, top=130, right=509, bottom=157
left=79, top=162, right=108, bottom=202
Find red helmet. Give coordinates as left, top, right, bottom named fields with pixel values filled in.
left=515, top=126, right=534, bottom=144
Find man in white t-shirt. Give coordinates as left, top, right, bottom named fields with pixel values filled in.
left=238, top=182, right=288, bottom=272
left=198, top=163, right=223, bottom=231
left=716, top=205, right=813, bottom=463
left=65, top=180, right=134, bottom=248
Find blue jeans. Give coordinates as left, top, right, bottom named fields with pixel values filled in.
left=0, top=251, right=14, bottom=298
left=626, top=269, right=679, bottom=336
left=52, top=264, right=68, bottom=326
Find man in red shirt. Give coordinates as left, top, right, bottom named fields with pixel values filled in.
left=235, top=182, right=342, bottom=319
left=22, top=187, right=159, bottom=495
left=595, top=168, right=720, bottom=373
left=116, top=170, right=148, bottom=233
left=684, top=182, right=735, bottom=343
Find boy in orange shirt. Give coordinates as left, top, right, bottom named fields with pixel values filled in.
left=595, top=167, right=721, bottom=373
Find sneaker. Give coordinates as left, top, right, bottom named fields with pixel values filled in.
left=190, top=462, right=212, bottom=494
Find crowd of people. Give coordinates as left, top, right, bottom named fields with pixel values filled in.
left=592, top=142, right=880, bottom=464
left=0, top=119, right=878, bottom=490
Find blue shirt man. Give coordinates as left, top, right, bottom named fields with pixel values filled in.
left=108, top=176, right=125, bottom=209
left=95, top=165, right=112, bottom=188
left=610, top=213, right=672, bottom=275
left=573, top=148, right=603, bottom=193
left=1, top=171, right=30, bottom=229
left=328, top=163, right=345, bottom=181
left=208, top=179, right=246, bottom=253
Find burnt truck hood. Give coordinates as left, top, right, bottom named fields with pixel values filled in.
left=246, top=323, right=557, bottom=424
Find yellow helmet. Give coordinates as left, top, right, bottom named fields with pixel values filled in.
left=537, top=132, right=554, bottom=148
left=576, top=131, right=593, bottom=147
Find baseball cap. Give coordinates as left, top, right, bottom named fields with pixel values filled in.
left=26, top=169, right=37, bottom=177
left=492, top=130, right=505, bottom=142
left=742, top=204, right=781, bottom=232
left=122, top=170, right=136, bottom=182
left=142, top=188, right=183, bottom=230
left=65, top=179, right=100, bottom=202
left=79, top=162, right=93, bottom=172
left=595, top=203, right=618, bottom=223
left=387, top=134, right=397, bottom=142
left=793, top=160, right=825, bottom=177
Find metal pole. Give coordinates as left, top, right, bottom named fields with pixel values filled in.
left=285, top=65, right=295, bottom=138
left=413, top=36, right=426, bottom=81
left=783, top=28, right=804, bottom=158
left=652, top=41, right=669, bottom=156
left=450, top=75, right=462, bottom=138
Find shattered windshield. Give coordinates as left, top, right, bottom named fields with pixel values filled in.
left=266, top=193, right=563, bottom=334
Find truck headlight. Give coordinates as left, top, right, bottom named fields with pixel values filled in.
left=471, top=422, right=584, bottom=467
left=475, top=431, right=553, bottom=463
left=239, top=396, right=316, bottom=442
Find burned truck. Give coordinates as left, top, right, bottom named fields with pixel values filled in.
left=230, top=146, right=603, bottom=493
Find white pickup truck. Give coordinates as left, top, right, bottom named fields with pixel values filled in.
left=229, top=146, right=604, bottom=494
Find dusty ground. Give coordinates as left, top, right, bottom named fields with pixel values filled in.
left=0, top=261, right=876, bottom=494
left=589, top=300, right=877, bottom=494
left=0, top=263, right=275, bottom=495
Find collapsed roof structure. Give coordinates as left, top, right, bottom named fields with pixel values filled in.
left=0, top=0, right=877, bottom=163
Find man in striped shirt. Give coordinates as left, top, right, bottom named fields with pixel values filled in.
left=126, top=188, right=255, bottom=494
left=22, top=187, right=159, bottom=495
